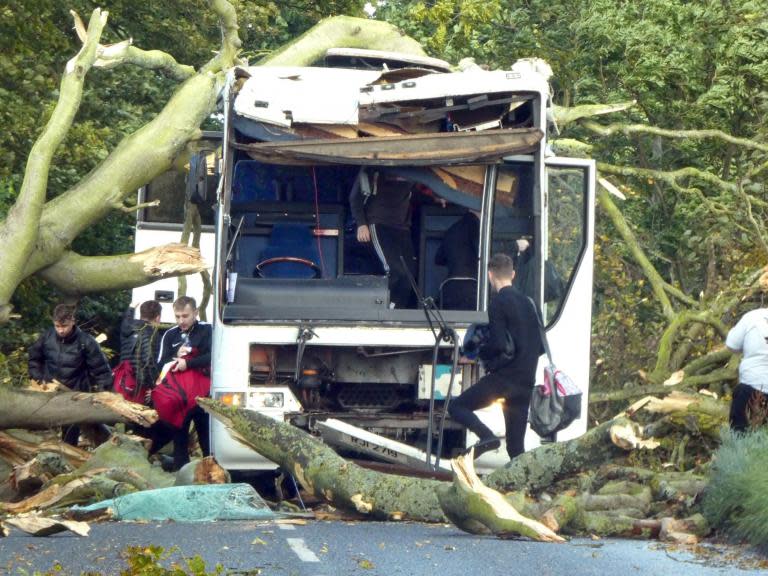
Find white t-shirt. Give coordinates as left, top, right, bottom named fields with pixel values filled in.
left=725, top=308, right=768, bottom=391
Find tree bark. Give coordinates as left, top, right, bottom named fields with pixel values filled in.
left=0, top=1, right=243, bottom=320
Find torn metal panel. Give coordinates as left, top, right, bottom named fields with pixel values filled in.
left=235, top=128, right=543, bottom=167
left=234, top=67, right=382, bottom=127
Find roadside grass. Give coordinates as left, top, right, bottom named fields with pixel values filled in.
left=702, top=427, right=768, bottom=550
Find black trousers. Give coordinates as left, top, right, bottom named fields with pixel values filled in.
left=730, top=383, right=768, bottom=432
left=448, top=370, right=532, bottom=460
left=370, top=223, right=416, bottom=308
left=149, top=406, right=210, bottom=469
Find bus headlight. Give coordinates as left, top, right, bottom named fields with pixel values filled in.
left=216, top=391, right=246, bottom=407
left=249, top=391, right=284, bottom=409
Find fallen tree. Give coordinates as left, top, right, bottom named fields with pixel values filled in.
left=0, top=386, right=157, bottom=430
left=0, top=385, right=729, bottom=544
left=199, top=396, right=719, bottom=542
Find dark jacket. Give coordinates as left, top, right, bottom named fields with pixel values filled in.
left=28, top=326, right=112, bottom=391
left=119, top=307, right=163, bottom=389
left=479, top=285, right=543, bottom=377
left=350, top=170, right=412, bottom=230
left=157, top=321, right=212, bottom=374
left=435, top=212, right=479, bottom=278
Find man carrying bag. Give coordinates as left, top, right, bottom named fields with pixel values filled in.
left=449, top=253, right=544, bottom=460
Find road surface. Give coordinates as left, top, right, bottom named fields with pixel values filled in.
left=1, top=519, right=765, bottom=575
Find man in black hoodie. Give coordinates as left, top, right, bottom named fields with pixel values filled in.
left=28, top=304, right=112, bottom=445
left=448, top=253, right=543, bottom=461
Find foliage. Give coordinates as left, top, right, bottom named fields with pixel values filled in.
left=0, top=0, right=366, bottom=343
left=378, top=0, right=768, bottom=398
left=119, top=546, right=223, bottom=576
left=702, top=427, right=768, bottom=549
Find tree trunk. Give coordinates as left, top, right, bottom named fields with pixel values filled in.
left=483, top=418, right=634, bottom=493
left=199, top=399, right=447, bottom=522
left=0, top=387, right=157, bottom=430
left=200, top=400, right=643, bottom=536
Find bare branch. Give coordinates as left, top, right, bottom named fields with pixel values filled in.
left=0, top=8, right=108, bottom=313
left=38, top=244, right=207, bottom=295
left=553, top=101, right=635, bottom=129
left=649, top=310, right=728, bottom=383
left=736, top=179, right=768, bottom=259
left=597, top=187, right=676, bottom=320
left=200, top=0, right=245, bottom=74
left=258, top=15, right=427, bottom=67
left=115, top=199, right=160, bottom=213
left=94, top=40, right=196, bottom=80
left=581, top=121, right=768, bottom=154
left=598, top=162, right=736, bottom=195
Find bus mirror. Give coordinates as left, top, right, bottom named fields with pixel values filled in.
left=154, top=290, right=174, bottom=303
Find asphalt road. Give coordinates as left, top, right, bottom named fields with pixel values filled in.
left=1, top=519, right=766, bottom=575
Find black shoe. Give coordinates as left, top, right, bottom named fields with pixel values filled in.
left=464, top=437, right=501, bottom=459
left=158, top=455, right=177, bottom=472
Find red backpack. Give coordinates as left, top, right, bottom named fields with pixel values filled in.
left=113, top=323, right=157, bottom=404
left=151, top=368, right=211, bottom=429
left=113, top=360, right=144, bottom=403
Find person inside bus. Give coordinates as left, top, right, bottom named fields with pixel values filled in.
left=350, top=168, right=416, bottom=308
left=151, top=296, right=212, bottom=471
left=448, top=253, right=543, bottom=460
left=514, top=239, right=565, bottom=304
left=28, top=303, right=113, bottom=446
left=435, top=210, right=480, bottom=310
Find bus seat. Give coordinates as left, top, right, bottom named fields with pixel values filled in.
left=255, top=223, right=322, bottom=279
left=232, top=160, right=279, bottom=203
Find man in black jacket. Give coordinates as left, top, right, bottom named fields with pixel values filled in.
left=152, top=296, right=212, bottom=469
left=448, top=253, right=543, bottom=460
left=28, top=304, right=112, bottom=445
left=350, top=169, right=416, bottom=308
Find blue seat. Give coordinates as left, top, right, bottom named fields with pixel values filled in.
left=232, top=160, right=280, bottom=204
left=255, top=223, right=322, bottom=279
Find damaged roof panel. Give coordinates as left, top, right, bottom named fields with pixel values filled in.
left=233, top=128, right=543, bottom=166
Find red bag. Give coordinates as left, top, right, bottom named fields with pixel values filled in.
left=113, top=360, right=144, bottom=403
left=151, top=368, right=211, bottom=429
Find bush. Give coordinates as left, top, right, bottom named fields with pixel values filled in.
left=702, top=427, right=768, bottom=549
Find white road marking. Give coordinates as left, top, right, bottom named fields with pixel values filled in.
left=287, top=538, right=320, bottom=562
left=277, top=523, right=296, bottom=530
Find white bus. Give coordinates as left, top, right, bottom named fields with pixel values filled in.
left=132, top=133, right=221, bottom=323
left=140, top=50, right=595, bottom=473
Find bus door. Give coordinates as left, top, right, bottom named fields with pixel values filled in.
left=490, top=157, right=594, bottom=442
left=540, top=158, right=595, bottom=440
